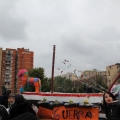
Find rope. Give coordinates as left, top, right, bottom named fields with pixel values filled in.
left=80, top=76, right=107, bottom=91
left=37, top=53, right=52, bottom=65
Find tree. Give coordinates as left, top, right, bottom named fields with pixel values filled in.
left=93, top=75, right=108, bottom=93
left=28, top=67, right=44, bottom=80
left=54, top=76, right=73, bottom=93
left=41, top=77, right=51, bottom=92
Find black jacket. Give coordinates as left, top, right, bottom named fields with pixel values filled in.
left=106, top=101, right=120, bottom=120
left=0, top=105, right=9, bottom=120
left=10, top=112, right=38, bottom=120
left=9, top=94, right=36, bottom=119
left=9, top=100, right=36, bottom=119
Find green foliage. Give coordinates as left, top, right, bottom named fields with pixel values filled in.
left=78, top=86, right=85, bottom=93
left=54, top=100, right=59, bottom=104
left=52, top=74, right=108, bottom=93
left=28, top=67, right=44, bottom=81
left=94, top=75, right=108, bottom=92
left=42, top=97, right=47, bottom=102
left=54, top=76, right=86, bottom=93
left=72, top=88, right=77, bottom=93
left=42, top=77, right=51, bottom=92
left=54, top=76, right=73, bottom=93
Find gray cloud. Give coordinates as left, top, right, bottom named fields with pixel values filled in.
left=1, top=0, right=120, bottom=77
left=0, top=1, right=28, bottom=41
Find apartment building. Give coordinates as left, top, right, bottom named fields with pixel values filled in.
left=61, top=69, right=107, bottom=81
left=80, top=69, right=107, bottom=85
left=0, top=48, right=2, bottom=89
left=82, top=69, right=106, bottom=77
left=106, top=63, right=120, bottom=86
left=0, top=47, right=34, bottom=93
left=17, top=48, right=33, bottom=92
left=61, top=72, right=78, bottom=81
left=60, top=64, right=120, bottom=87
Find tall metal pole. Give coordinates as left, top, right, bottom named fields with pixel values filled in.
left=51, top=45, right=56, bottom=93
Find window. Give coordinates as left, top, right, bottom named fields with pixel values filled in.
left=108, top=71, right=110, bottom=76
left=5, top=83, right=10, bottom=85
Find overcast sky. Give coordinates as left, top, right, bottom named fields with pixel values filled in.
left=1, top=0, right=120, bottom=77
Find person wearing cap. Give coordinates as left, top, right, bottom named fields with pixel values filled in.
left=8, top=94, right=15, bottom=105
left=7, top=94, right=15, bottom=113
left=9, top=94, right=36, bottom=119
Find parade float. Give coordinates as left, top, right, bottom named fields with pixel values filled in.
left=22, top=92, right=104, bottom=119
left=20, top=72, right=120, bottom=120
left=18, top=68, right=105, bottom=119
left=19, top=45, right=118, bottom=120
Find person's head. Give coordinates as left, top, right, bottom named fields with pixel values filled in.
left=103, top=91, right=117, bottom=115
left=103, top=91, right=116, bottom=105
left=15, top=94, right=25, bottom=104
left=8, top=94, right=15, bottom=104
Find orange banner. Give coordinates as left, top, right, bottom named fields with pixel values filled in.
left=53, top=106, right=99, bottom=120
left=37, top=106, right=53, bottom=119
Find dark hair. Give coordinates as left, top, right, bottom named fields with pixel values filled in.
left=15, top=94, right=25, bottom=104
left=103, top=91, right=116, bottom=114
left=8, top=93, right=15, bottom=98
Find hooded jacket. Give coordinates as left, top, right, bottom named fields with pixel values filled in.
left=0, top=105, right=9, bottom=120
left=106, top=101, right=120, bottom=120
left=10, top=112, right=38, bottom=120
left=9, top=94, right=36, bottom=119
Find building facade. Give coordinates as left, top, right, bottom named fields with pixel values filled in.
left=61, top=72, right=78, bottom=81
left=0, top=48, right=34, bottom=93
left=0, top=48, right=2, bottom=90
left=82, top=69, right=106, bottom=77
left=106, top=63, right=120, bottom=86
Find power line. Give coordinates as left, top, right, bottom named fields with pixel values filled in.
left=38, top=53, right=52, bottom=65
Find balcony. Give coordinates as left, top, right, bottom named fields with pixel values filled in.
left=6, top=59, right=11, bottom=61
left=9, top=54, right=12, bottom=57
left=5, top=75, right=10, bottom=78
left=6, top=62, right=11, bottom=64
left=5, top=72, right=10, bottom=75
left=5, top=85, right=10, bottom=89
left=6, top=67, right=11, bottom=69
left=6, top=51, right=12, bottom=55
left=4, top=80, right=11, bottom=82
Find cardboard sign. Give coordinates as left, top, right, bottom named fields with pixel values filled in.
left=37, top=106, right=53, bottom=119
left=53, top=106, right=99, bottom=120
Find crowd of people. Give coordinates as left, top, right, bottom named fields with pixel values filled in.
left=1, top=83, right=120, bottom=120
left=0, top=87, right=38, bottom=120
